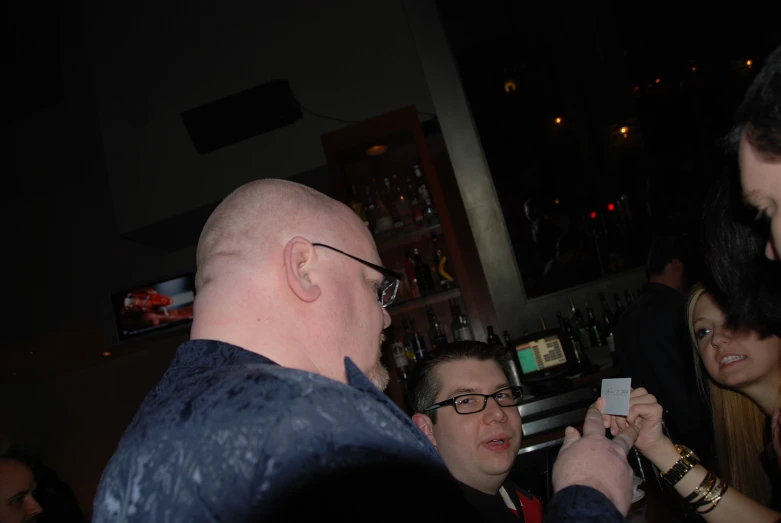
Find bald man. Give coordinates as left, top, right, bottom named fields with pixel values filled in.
left=92, top=180, right=478, bottom=521
left=0, top=457, right=43, bottom=523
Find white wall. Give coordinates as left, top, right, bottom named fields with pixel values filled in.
left=83, top=0, right=436, bottom=233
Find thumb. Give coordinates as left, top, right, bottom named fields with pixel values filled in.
left=559, top=426, right=581, bottom=451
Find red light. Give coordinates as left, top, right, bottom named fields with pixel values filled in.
left=590, top=211, right=597, bottom=219
left=608, top=203, right=615, bottom=211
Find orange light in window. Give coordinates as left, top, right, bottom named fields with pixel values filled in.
left=103, top=351, right=111, bottom=357
left=691, top=66, right=697, bottom=72
left=504, top=80, right=517, bottom=92
left=655, top=78, right=662, bottom=84
left=747, top=59, right=753, bottom=67
left=555, top=117, right=562, bottom=124
left=554, top=199, right=560, bottom=205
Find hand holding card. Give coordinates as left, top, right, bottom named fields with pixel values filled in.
left=600, top=386, right=667, bottom=456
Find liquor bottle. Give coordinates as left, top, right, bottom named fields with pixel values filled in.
left=502, top=329, right=523, bottom=388
left=418, top=183, right=437, bottom=223
left=557, top=312, right=584, bottom=366
left=384, top=177, right=403, bottom=229
left=624, top=289, right=635, bottom=306
left=585, top=303, right=605, bottom=347
left=427, top=306, right=449, bottom=351
left=413, top=165, right=438, bottom=222
left=431, top=232, right=456, bottom=289
left=392, top=177, right=413, bottom=226
left=349, top=183, right=368, bottom=227
left=372, top=179, right=394, bottom=234
left=408, top=317, right=429, bottom=360
left=486, top=325, right=502, bottom=348
left=401, top=317, right=418, bottom=364
left=407, top=175, right=424, bottom=223
left=363, top=185, right=377, bottom=233
left=568, top=297, right=592, bottom=350
left=391, top=341, right=409, bottom=382
left=450, top=300, right=474, bottom=341
left=613, top=292, right=626, bottom=321
left=600, top=292, right=618, bottom=362
left=599, top=292, right=616, bottom=332
left=404, top=250, right=421, bottom=299
left=413, top=248, right=436, bottom=295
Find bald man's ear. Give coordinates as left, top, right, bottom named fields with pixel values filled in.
left=412, top=413, right=438, bottom=449
left=284, top=237, right=322, bottom=303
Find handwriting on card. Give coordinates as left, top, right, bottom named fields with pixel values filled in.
left=603, top=387, right=630, bottom=398
left=601, top=377, right=631, bottom=416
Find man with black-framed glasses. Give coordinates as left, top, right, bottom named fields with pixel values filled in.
left=409, top=341, right=544, bottom=523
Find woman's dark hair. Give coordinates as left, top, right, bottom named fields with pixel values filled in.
left=725, top=43, right=781, bottom=159
left=702, top=173, right=781, bottom=337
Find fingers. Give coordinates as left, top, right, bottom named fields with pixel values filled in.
left=582, top=403, right=608, bottom=437
left=611, top=423, right=639, bottom=455
left=559, top=426, right=581, bottom=451
left=629, top=387, right=647, bottom=398
left=626, top=400, right=663, bottom=425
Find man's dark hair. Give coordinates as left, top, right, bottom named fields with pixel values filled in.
left=407, top=341, right=510, bottom=423
left=702, top=174, right=781, bottom=338
left=647, top=234, right=688, bottom=276
left=725, top=43, right=781, bottom=158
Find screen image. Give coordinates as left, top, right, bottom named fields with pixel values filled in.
left=515, top=335, right=568, bottom=374
left=112, top=274, right=195, bottom=340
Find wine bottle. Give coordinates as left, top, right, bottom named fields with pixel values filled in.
left=391, top=341, right=409, bottom=382
left=557, top=312, right=583, bottom=365
left=426, top=307, right=449, bottom=351
left=568, top=297, right=592, bottom=349
left=450, top=301, right=474, bottom=341
left=613, top=292, right=626, bottom=321
left=585, top=303, right=605, bottom=347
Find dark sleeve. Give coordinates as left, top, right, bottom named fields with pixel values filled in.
left=544, top=486, right=625, bottom=523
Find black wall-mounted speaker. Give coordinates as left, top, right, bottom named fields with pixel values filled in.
left=181, top=79, right=302, bottom=154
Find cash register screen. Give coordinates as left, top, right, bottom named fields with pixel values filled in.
left=516, top=334, right=568, bottom=374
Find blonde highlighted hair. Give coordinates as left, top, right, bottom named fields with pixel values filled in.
left=686, top=284, right=772, bottom=505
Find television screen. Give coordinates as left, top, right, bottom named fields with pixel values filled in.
left=112, top=273, right=195, bottom=341
left=516, top=334, right=568, bottom=375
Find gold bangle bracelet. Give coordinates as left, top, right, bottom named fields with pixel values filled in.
left=697, top=483, right=729, bottom=514
left=684, top=471, right=716, bottom=503
left=693, top=478, right=724, bottom=508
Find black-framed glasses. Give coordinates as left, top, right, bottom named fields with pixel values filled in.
left=312, top=243, right=401, bottom=308
left=424, top=386, right=523, bottom=415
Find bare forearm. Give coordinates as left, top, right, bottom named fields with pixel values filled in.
left=642, top=437, right=780, bottom=522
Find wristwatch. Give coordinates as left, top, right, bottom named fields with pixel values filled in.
left=660, top=444, right=700, bottom=486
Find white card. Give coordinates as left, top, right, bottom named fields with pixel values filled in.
left=601, top=377, right=632, bottom=416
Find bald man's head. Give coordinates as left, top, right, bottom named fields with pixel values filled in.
left=191, top=179, right=389, bottom=389
left=196, top=179, right=368, bottom=291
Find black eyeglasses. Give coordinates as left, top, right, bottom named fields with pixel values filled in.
left=424, top=386, right=523, bottom=415
left=312, top=243, right=401, bottom=308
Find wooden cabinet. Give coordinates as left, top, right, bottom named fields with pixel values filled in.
left=321, top=105, right=498, bottom=411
